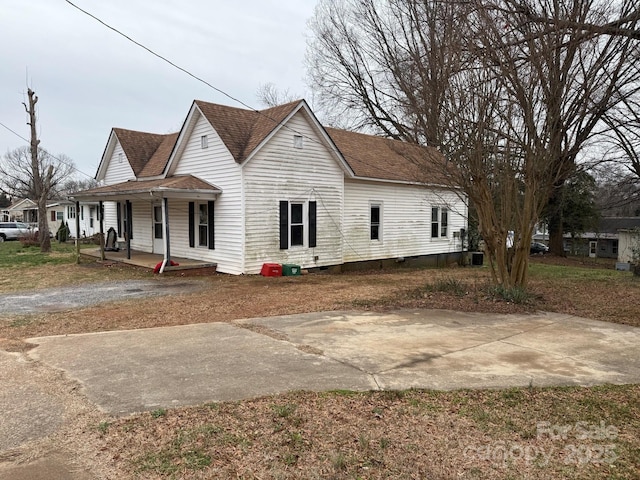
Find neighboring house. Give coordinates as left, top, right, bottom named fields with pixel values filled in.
left=563, top=217, right=640, bottom=258
left=72, top=99, right=468, bottom=274
left=47, top=200, right=99, bottom=238
left=5, top=198, right=38, bottom=224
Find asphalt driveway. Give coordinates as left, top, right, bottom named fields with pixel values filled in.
left=27, top=309, right=640, bottom=416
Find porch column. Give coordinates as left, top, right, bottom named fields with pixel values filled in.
left=125, top=200, right=132, bottom=260
left=99, top=201, right=105, bottom=261
left=75, top=200, right=81, bottom=264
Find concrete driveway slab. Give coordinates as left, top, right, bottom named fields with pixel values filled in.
left=26, top=309, right=640, bottom=417
left=28, top=323, right=376, bottom=416
left=241, top=309, right=640, bottom=390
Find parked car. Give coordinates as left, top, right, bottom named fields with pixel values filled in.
left=530, top=242, right=549, bottom=254
left=0, top=222, right=33, bottom=242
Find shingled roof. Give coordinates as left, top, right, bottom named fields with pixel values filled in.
left=325, top=127, right=444, bottom=184
left=72, top=175, right=220, bottom=200
left=113, top=128, right=178, bottom=177
left=194, top=100, right=299, bottom=163
left=107, top=101, right=445, bottom=186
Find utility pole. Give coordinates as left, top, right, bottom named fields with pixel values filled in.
left=23, top=88, right=52, bottom=252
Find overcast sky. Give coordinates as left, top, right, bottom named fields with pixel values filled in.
left=0, top=0, right=317, bottom=180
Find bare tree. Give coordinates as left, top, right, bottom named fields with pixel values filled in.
left=307, top=0, right=640, bottom=286
left=1, top=92, right=75, bottom=253
left=256, top=83, right=299, bottom=108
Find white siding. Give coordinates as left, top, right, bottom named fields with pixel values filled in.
left=67, top=204, right=99, bottom=238
left=103, top=201, right=119, bottom=237
left=130, top=202, right=152, bottom=252
left=243, top=111, right=344, bottom=274
left=103, top=143, right=135, bottom=185
left=343, top=180, right=467, bottom=263
left=99, top=201, right=153, bottom=251
left=171, top=113, right=244, bottom=274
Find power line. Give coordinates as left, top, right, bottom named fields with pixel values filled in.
left=0, top=119, right=95, bottom=180
left=63, top=0, right=416, bottom=182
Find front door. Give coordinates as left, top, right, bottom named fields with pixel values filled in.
left=589, top=241, right=597, bottom=258
left=153, top=204, right=164, bottom=254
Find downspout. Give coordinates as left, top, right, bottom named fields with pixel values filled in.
left=159, top=197, right=171, bottom=273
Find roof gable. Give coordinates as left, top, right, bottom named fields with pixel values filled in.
left=195, top=100, right=300, bottom=163
left=113, top=128, right=176, bottom=176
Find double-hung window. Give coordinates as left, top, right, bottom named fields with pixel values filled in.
left=198, top=203, right=209, bottom=247
left=431, top=206, right=448, bottom=238
left=188, top=201, right=215, bottom=249
left=279, top=200, right=317, bottom=249
left=370, top=203, right=381, bottom=241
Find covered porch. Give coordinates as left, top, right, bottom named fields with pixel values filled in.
left=71, top=175, right=221, bottom=274
left=81, top=247, right=217, bottom=274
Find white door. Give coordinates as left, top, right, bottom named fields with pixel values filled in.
left=152, top=204, right=164, bottom=254
left=589, top=241, right=597, bottom=258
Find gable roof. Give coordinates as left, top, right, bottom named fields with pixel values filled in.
left=194, top=100, right=300, bottom=163
left=101, top=100, right=447, bottom=186
left=113, top=128, right=178, bottom=177
left=325, top=127, right=445, bottom=184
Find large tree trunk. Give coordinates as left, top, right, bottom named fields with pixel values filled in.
left=547, top=184, right=566, bottom=256
left=24, top=88, right=51, bottom=253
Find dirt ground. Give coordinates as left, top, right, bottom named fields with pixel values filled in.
left=1, top=255, right=639, bottom=479
left=1, top=255, right=638, bottom=353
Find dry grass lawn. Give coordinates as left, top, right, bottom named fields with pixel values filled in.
left=1, top=250, right=639, bottom=479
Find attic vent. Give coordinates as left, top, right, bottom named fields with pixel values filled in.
left=293, top=135, right=303, bottom=149
left=201, top=135, right=209, bottom=149
left=118, top=152, right=123, bottom=163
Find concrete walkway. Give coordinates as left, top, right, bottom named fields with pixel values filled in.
left=27, top=309, right=640, bottom=416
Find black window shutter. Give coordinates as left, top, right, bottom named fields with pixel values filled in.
left=116, top=202, right=122, bottom=238
left=309, top=201, right=317, bottom=248
left=279, top=201, right=288, bottom=250
left=207, top=200, right=215, bottom=250
left=188, top=202, right=195, bottom=248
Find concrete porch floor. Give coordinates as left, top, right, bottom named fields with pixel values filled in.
left=80, top=247, right=217, bottom=273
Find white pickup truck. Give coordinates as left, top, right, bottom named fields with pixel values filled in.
left=0, top=222, right=32, bottom=242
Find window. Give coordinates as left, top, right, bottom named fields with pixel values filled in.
left=50, top=210, right=56, bottom=222
left=201, top=135, right=208, bottom=149
left=80, top=206, right=84, bottom=221
left=613, top=240, right=618, bottom=255
left=118, top=152, right=123, bottom=164
left=290, top=203, right=304, bottom=246
left=279, top=200, right=317, bottom=249
left=293, top=135, right=303, bottom=149
left=117, top=202, right=133, bottom=239
left=431, top=206, right=448, bottom=238
left=68, top=205, right=76, bottom=219
left=56, top=211, right=63, bottom=221
left=153, top=205, right=163, bottom=239
left=198, top=203, right=209, bottom=247
left=188, top=201, right=214, bottom=249
left=370, top=204, right=381, bottom=241
left=89, top=207, right=95, bottom=228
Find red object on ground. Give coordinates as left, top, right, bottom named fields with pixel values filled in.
left=153, top=260, right=180, bottom=274
left=260, top=263, right=282, bottom=277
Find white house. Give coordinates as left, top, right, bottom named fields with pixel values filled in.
left=47, top=201, right=99, bottom=239
left=72, top=99, right=468, bottom=274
